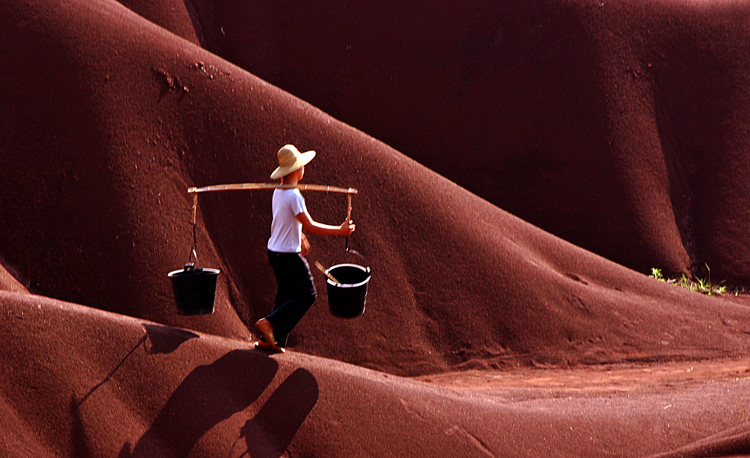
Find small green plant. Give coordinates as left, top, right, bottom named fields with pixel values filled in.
left=650, top=267, right=665, bottom=281
left=649, top=264, right=728, bottom=296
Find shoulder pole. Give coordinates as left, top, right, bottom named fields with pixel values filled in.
left=187, top=182, right=358, bottom=194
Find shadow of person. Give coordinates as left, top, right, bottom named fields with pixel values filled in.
left=120, top=350, right=278, bottom=458
left=70, top=397, right=94, bottom=458
left=234, top=368, right=319, bottom=458
left=142, top=324, right=199, bottom=354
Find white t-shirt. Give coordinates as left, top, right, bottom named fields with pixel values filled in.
left=267, top=188, right=307, bottom=253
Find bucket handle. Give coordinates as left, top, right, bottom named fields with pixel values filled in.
left=330, top=238, right=369, bottom=269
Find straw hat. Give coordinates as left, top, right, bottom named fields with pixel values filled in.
left=270, top=144, right=316, bottom=180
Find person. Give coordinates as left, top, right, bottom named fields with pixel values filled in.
left=255, top=144, right=355, bottom=352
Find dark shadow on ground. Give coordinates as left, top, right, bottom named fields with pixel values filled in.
left=232, top=368, right=319, bottom=458
left=142, top=323, right=200, bottom=354
left=120, top=350, right=279, bottom=458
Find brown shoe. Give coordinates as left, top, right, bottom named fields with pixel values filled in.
left=254, top=340, right=285, bottom=353
left=254, top=319, right=285, bottom=353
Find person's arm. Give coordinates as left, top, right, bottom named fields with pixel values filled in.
left=300, top=232, right=311, bottom=256
left=297, top=211, right=355, bottom=236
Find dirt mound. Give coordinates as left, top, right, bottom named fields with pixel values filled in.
left=196, top=0, right=750, bottom=284
left=3, top=291, right=750, bottom=458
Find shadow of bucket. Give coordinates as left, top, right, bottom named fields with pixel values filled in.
left=326, top=263, right=371, bottom=318
left=168, top=264, right=220, bottom=315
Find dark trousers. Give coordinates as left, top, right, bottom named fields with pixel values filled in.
left=265, top=250, right=317, bottom=347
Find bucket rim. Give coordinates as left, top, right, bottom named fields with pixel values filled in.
left=326, top=263, right=371, bottom=288
left=168, top=267, right=221, bottom=277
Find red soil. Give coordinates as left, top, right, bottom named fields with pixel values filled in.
left=1, top=0, right=750, bottom=456
left=202, top=0, right=750, bottom=283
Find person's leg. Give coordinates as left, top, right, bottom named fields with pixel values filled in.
left=255, top=251, right=292, bottom=351
left=263, top=251, right=317, bottom=347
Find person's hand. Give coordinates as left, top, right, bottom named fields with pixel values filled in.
left=339, top=220, right=355, bottom=236
left=301, top=232, right=311, bottom=256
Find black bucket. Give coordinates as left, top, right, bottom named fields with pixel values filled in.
left=326, top=263, right=371, bottom=318
left=168, top=264, right=220, bottom=315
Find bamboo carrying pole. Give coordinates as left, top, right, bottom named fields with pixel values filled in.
left=188, top=183, right=358, bottom=195
left=187, top=182, right=357, bottom=251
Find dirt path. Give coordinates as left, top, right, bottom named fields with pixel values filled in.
left=416, top=358, right=750, bottom=396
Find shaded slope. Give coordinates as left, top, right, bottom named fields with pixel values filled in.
left=195, top=0, right=750, bottom=284
left=0, top=0, right=249, bottom=338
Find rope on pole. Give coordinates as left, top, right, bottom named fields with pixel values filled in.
left=191, top=193, right=198, bottom=226
left=347, top=193, right=352, bottom=221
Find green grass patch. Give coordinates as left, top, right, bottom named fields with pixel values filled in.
left=649, top=264, right=728, bottom=296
